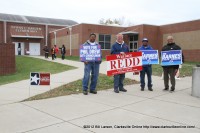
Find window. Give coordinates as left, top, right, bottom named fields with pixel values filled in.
left=99, top=34, right=111, bottom=49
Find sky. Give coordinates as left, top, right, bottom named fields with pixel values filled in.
left=0, top=0, right=200, bottom=26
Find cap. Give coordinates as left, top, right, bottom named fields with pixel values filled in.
left=142, top=38, right=148, bottom=42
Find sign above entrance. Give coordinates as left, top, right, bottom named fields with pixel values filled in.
left=11, top=26, right=42, bottom=33
left=10, top=25, right=43, bottom=37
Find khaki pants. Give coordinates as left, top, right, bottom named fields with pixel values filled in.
left=163, top=67, right=176, bottom=90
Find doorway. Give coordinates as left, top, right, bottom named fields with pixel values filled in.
left=29, top=43, right=40, bottom=55
left=14, top=42, right=25, bottom=55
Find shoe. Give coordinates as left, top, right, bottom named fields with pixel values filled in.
left=119, top=88, right=127, bottom=92
left=170, top=88, right=175, bottom=92
left=83, top=90, right=88, bottom=95
left=114, top=90, right=119, bottom=93
left=163, top=88, right=169, bottom=91
left=90, top=90, right=97, bottom=94
left=148, top=87, right=153, bottom=91
left=141, top=87, right=144, bottom=91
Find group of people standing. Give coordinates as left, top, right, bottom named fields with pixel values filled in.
left=43, top=44, right=66, bottom=60
left=82, top=33, right=183, bottom=95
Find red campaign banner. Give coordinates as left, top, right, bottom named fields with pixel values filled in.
left=40, top=73, right=50, bottom=85
left=106, top=52, right=143, bottom=76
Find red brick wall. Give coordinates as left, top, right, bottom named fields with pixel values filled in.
left=0, top=22, right=3, bottom=43
left=160, top=20, right=200, bottom=62
left=0, top=43, right=16, bottom=75
left=182, top=50, right=200, bottom=62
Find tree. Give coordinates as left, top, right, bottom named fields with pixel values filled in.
left=99, top=18, right=121, bottom=25
left=99, top=17, right=134, bottom=26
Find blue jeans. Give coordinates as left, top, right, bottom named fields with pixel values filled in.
left=114, top=74, right=125, bottom=90
left=140, top=66, right=152, bottom=88
left=82, top=62, right=100, bottom=91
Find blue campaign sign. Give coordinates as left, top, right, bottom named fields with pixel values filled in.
left=161, top=50, right=182, bottom=66
left=80, top=44, right=101, bottom=61
left=140, top=50, right=159, bottom=65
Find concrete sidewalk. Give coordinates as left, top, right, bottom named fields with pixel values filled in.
left=0, top=56, right=200, bottom=133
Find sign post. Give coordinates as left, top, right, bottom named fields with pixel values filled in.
left=29, top=72, right=51, bottom=97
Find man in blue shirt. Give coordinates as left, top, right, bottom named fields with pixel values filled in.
left=138, top=38, right=153, bottom=91
left=111, top=33, right=129, bottom=93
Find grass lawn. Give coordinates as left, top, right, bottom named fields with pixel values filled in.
left=0, top=56, right=76, bottom=85
left=23, top=73, right=139, bottom=101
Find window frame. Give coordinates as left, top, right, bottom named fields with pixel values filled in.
left=99, top=34, right=111, bottom=50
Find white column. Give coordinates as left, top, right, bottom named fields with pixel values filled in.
left=45, top=25, right=48, bottom=46
left=69, top=27, right=72, bottom=56
left=4, top=21, right=7, bottom=43
left=54, top=32, right=56, bottom=45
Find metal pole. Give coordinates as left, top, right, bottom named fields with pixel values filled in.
left=69, top=27, right=72, bottom=56
left=45, top=25, right=48, bottom=46
left=4, top=21, right=7, bottom=43
left=54, top=32, right=56, bottom=45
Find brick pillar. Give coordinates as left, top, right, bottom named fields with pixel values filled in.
left=0, top=43, right=16, bottom=75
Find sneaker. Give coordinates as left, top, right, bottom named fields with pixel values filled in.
left=141, top=87, right=144, bottom=91
left=119, top=88, right=127, bottom=92
left=163, top=88, right=169, bottom=91
left=83, top=90, right=88, bottom=95
left=148, top=87, right=153, bottom=91
left=114, top=89, right=119, bottom=93
left=90, top=90, right=97, bottom=94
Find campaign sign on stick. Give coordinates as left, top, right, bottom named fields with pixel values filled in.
left=140, top=50, right=159, bottom=65
left=106, top=52, right=143, bottom=76
left=161, top=50, right=182, bottom=66
left=30, top=72, right=50, bottom=85
left=80, top=44, right=101, bottom=61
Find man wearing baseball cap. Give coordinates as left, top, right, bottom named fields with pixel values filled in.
left=138, top=38, right=154, bottom=91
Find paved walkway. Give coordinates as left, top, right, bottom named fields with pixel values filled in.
left=0, top=56, right=199, bottom=133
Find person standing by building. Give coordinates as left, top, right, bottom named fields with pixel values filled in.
left=43, top=46, right=49, bottom=59
left=111, top=33, right=129, bottom=93
left=51, top=45, right=55, bottom=60
left=17, top=43, right=21, bottom=55
left=82, top=33, right=102, bottom=95
left=54, top=45, right=59, bottom=59
left=138, top=38, right=153, bottom=91
left=59, top=44, right=66, bottom=60
left=162, top=35, right=184, bottom=92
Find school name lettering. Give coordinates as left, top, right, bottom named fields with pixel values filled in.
left=162, top=53, right=181, bottom=61
left=11, top=26, right=42, bottom=33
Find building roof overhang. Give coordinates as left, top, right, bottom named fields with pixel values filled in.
left=11, top=35, right=44, bottom=38
left=120, top=31, right=139, bottom=35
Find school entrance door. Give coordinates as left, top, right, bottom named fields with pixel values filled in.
left=29, top=43, right=40, bottom=55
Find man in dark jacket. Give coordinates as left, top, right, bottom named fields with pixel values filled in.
left=59, top=44, right=66, bottom=60
left=111, top=33, right=129, bottom=93
left=162, top=35, right=184, bottom=92
left=138, top=38, right=153, bottom=91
